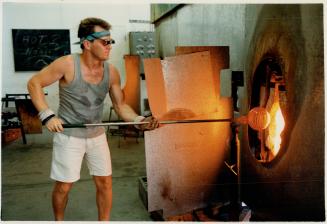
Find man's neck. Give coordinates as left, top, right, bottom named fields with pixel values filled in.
left=80, top=52, right=103, bottom=70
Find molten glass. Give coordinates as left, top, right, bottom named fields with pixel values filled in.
left=248, top=107, right=271, bottom=131
left=265, top=84, right=285, bottom=156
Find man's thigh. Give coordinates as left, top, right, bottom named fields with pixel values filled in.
left=51, top=133, right=86, bottom=182
left=85, top=133, right=112, bottom=176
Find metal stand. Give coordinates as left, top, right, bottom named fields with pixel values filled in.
left=224, top=124, right=251, bottom=221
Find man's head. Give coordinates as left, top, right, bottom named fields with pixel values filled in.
left=77, top=17, right=112, bottom=49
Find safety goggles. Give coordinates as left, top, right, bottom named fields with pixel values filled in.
left=74, top=30, right=115, bottom=45
left=94, top=38, right=115, bottom=46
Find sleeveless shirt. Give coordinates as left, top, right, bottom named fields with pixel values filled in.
left=58, top=53, right=110, bottom=138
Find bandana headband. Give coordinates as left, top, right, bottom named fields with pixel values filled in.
left=74, top=30, right=111, bottom=44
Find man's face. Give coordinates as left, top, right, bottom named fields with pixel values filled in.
left=88, top=25, right=113, bottom=60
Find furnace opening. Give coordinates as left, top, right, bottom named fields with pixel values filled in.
left=248, top=57, right=287, bottom=163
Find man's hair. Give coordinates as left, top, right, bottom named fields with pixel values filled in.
left=78, top=17, right=111, bottom=49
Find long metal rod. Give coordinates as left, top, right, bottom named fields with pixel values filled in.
left=62, top=118, right=232, bottom=128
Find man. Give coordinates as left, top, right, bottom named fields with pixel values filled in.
left=27, top=17, right=159, bottom=221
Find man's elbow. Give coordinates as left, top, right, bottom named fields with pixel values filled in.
left=27, top=78, right=39, bottom=94
left=112, top=104, right=120, bottom=115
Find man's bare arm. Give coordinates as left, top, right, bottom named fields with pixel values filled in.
left=27, top=55, right=72, bottom=132
left=108, top=64, right=159, bottom=130
left=109, top=64, right=139, bottom=121
left=27, top=56, right=71, bottom=112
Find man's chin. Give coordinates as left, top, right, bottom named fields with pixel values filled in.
left=100, top=55, right=110, bottom=61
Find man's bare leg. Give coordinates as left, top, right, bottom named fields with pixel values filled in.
left=52, top=181, right=73, bottom=221
left=93, top=175, right=112, bottom=221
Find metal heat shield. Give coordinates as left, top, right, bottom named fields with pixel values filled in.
left=122, top=55, right=141, bottom=114
left=143, top=50, right=232, bottom=218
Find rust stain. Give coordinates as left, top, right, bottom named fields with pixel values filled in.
left=159, top=108, right=196, bottom=121
left=160, top=176, right=174, bottom=202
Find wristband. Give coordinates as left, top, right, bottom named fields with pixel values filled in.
left=42, top=114, right=56, bottom=125
left=134, top=115, right=145, bottom=129
left=38, top=108, right=55, bottom=124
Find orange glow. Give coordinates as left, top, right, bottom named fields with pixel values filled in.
left=265, top=84, right=285, bottom=156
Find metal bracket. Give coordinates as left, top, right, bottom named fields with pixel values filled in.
left=224, top=161, right=238, bottom=176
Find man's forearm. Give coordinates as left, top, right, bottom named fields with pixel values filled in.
left=27, top=79, right=49, bottom=112
left=113, top=104, right=140, bottom=122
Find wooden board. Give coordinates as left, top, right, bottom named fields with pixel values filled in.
left=15, top=99, right=42, bottom=134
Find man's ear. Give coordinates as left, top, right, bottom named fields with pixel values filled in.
left=83, top=40, right=91, bottom=50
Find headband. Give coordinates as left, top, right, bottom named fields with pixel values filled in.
left=74, top=30, right=111, bottom=44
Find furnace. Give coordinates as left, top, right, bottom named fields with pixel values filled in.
left=239, top=4, right=324, bottom=221
left=249, top=57, right=286, bottom=162
left=147, top=3, right=324, bottom=221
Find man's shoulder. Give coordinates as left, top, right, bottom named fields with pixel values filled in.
left=52, top=54, right=75, bottom=68
left=59, top=54, right=75, bottom=64
left=46, top=54, right=75, bottom=78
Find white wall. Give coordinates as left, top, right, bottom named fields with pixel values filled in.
left=2, top=2, right=151, bottom=119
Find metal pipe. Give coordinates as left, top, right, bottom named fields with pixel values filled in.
left=62, top=107, right=271, bottom=131
left=62, top=118, right=232, bottom=128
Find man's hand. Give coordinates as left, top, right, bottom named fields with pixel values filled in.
left=45, top=117, right=64, bottom=132
left=139, top=116, right=159, bottom=131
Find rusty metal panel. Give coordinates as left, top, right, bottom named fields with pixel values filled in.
left=162, top=51, right=218, bottom=115
left=122, top=55, right=141, bottom=114
left=144, top=51, right=232, bottom=217
left=145, top=114, right=232, bottom=217
left=175, top=46, right=229, bottom=98
left=143, top=58, right=168, bottom=117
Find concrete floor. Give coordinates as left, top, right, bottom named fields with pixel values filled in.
left=1, top=129, right=152, bottom=221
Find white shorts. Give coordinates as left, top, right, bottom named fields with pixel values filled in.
left=50, top=132, right=112, bottom=182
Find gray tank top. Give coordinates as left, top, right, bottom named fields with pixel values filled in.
left=58, top=53, right=110, bottom=138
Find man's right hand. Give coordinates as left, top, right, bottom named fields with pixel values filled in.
left=45, top=117, right=64, bottom=132
left=139, top=116, right=160, bottom=131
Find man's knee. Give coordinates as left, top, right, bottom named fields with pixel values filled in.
left=94, top=176, right=112, bottom=191
left=53, top=181, right=73, bottom=195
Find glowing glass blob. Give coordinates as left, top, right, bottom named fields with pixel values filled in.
left=265, top=85, right=285, bottom=156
